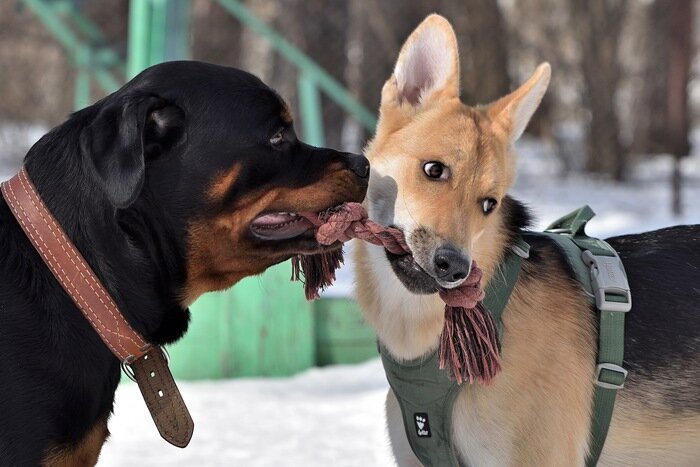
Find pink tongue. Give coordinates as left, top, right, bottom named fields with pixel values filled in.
left=251, top=214, right=314, bottom=240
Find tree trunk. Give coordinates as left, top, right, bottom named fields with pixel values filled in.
left=667, top=0, right=692, bottom=215
left=341, top=0, right=366, bottom=152
left=191, top=0, right=242, bottom=70
left=631, top=0, right=691, bottom=214
left=239, top=0, right=278, bottom=82
left=570, top=0, right=628, bottom=180
left=445, top=0, right=510, bottom=105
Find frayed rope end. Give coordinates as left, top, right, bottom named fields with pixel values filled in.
left=438, top=303, right=502, bottom=385
left=290, top=249, right=345, bottom=300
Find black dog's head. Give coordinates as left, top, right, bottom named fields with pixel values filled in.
left=29, top=61, right=368, bottom=324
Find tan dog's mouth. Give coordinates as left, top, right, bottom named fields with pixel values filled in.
left=386, top=249, right=440, bottom=294
left=250, top=212, right=316, bottom=241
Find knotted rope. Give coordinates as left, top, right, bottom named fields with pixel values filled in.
left=291, top=202, right=501, bottom=385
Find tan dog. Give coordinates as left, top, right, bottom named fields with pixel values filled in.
left=354, top=14, right=700, bottom=466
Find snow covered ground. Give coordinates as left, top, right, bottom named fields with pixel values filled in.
left=100, top=360, right=394, bottom=467
left=2, top=133, right=699, bottom=466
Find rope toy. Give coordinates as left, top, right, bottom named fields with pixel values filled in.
left=291, top=202, right=501, bottom=385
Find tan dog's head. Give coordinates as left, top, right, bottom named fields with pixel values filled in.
left=365, top=14, right=550, bottom=293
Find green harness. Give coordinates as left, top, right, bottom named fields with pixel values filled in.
left=380, top=206, right=631, bottom=466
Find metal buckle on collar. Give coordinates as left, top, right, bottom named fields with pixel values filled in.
left=121, top=345, right=169, bottom=382
left=581, top=250, right=632, bottom=313
left=595, top=363, right=628, bottom=390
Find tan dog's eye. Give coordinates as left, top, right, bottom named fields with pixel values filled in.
left=423, top=161, right=450, bottom=180
left=481, top=198, right=498, bottom=214
left=270, top=129, right=285, bottom=147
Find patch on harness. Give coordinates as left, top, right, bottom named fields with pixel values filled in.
left=414, top=413, right=432, bottom=438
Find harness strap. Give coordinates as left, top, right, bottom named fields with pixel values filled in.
left=485, top=237, right=530, bottom=330
left=544, top=206, right=630, bottom=466
left=380, top=240, right=529, bottom=466
left=380, top=346, right=462, bottom=466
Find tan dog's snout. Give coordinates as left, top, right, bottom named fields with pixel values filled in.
left=433, top=245, right=471, bottom=287
left=408, top=227, right=471, bottom=289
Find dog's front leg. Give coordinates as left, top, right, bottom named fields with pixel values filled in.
left=386, top=389, right=423, bottom=467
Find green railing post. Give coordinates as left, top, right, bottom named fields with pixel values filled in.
left=128, top=0, right=152, bottom=79
left=165, top=0, right=191, bottom=63
left=297, top=73, right=325, bottom=147
left=128, top=0, right=190, bottom=78
left=74, top=45, right=91, bottom=110
left=148, top=0, right=168, bottom=65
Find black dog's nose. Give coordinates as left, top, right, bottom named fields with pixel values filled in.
left=434, top=246, right=471, bottom=282
left=345, top=153, right=370, bottom=178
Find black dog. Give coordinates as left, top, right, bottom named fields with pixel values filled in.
left=0, top=61, right=368, bottom=466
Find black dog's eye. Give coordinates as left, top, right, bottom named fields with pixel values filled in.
left=481, top=198, right=498, bottom=214
left=423, top=161, right=450, bottom=180
left=270, top=129, right=285, bottom=147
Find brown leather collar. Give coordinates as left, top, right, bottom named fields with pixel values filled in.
left=1, top=168, right=194, bottom=448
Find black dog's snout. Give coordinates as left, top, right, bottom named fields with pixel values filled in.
left=434, top=246, right=471, bottom=282
left=345, top=153, right=370, bottom=178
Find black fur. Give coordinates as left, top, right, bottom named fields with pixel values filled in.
left=0, top=61, right=368, bottom=465
left=608, top=226, right=700, bottom=412
left=501, top=195, right=533, bottom=240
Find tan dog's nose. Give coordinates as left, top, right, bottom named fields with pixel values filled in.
left=434, top=246, right=471, bottom=283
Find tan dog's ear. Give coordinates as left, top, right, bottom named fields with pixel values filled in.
left=377, top=14, right=459, bottom=132
left=487, top=63, right=551, bottom=145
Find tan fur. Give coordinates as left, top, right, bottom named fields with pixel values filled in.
left=42, top=416, right=109, bottom=467
left=354, top=14, right=698, bottom=466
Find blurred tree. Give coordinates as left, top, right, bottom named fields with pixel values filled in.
left=569, top=0, right=629, bottom=180
left=632, top=0, right=692, bottom=158
left=191, top=0, right=242, bottom=69
left=0, top=1, right=126, bottom=125
left=666, top=0, right=693, bottom=215
left=509, top=0, right=581, bottom=173
left=631, top=0, right=692, bottom=215
left=444, top=0, right=510, bottom=105
left=3, top=0, right=695, bottom=183
left=341, top=0, right=366, bottom=152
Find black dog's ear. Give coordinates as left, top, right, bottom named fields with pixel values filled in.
left=80, top=95, right=186, bottom=208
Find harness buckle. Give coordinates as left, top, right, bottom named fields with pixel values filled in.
left=595, top=363, right=628, bottom=390
left=581, top=250, right=632, bottom=313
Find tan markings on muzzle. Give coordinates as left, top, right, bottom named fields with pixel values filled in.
left=184, top=189, right=278, bottom=304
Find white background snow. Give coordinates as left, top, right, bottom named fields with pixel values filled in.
left=2, top=131, right=699, bottom=466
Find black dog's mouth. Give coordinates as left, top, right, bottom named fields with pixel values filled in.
left=250, top=212, right=315, bottom=241
left=386, top=250, right=439, bottom=295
